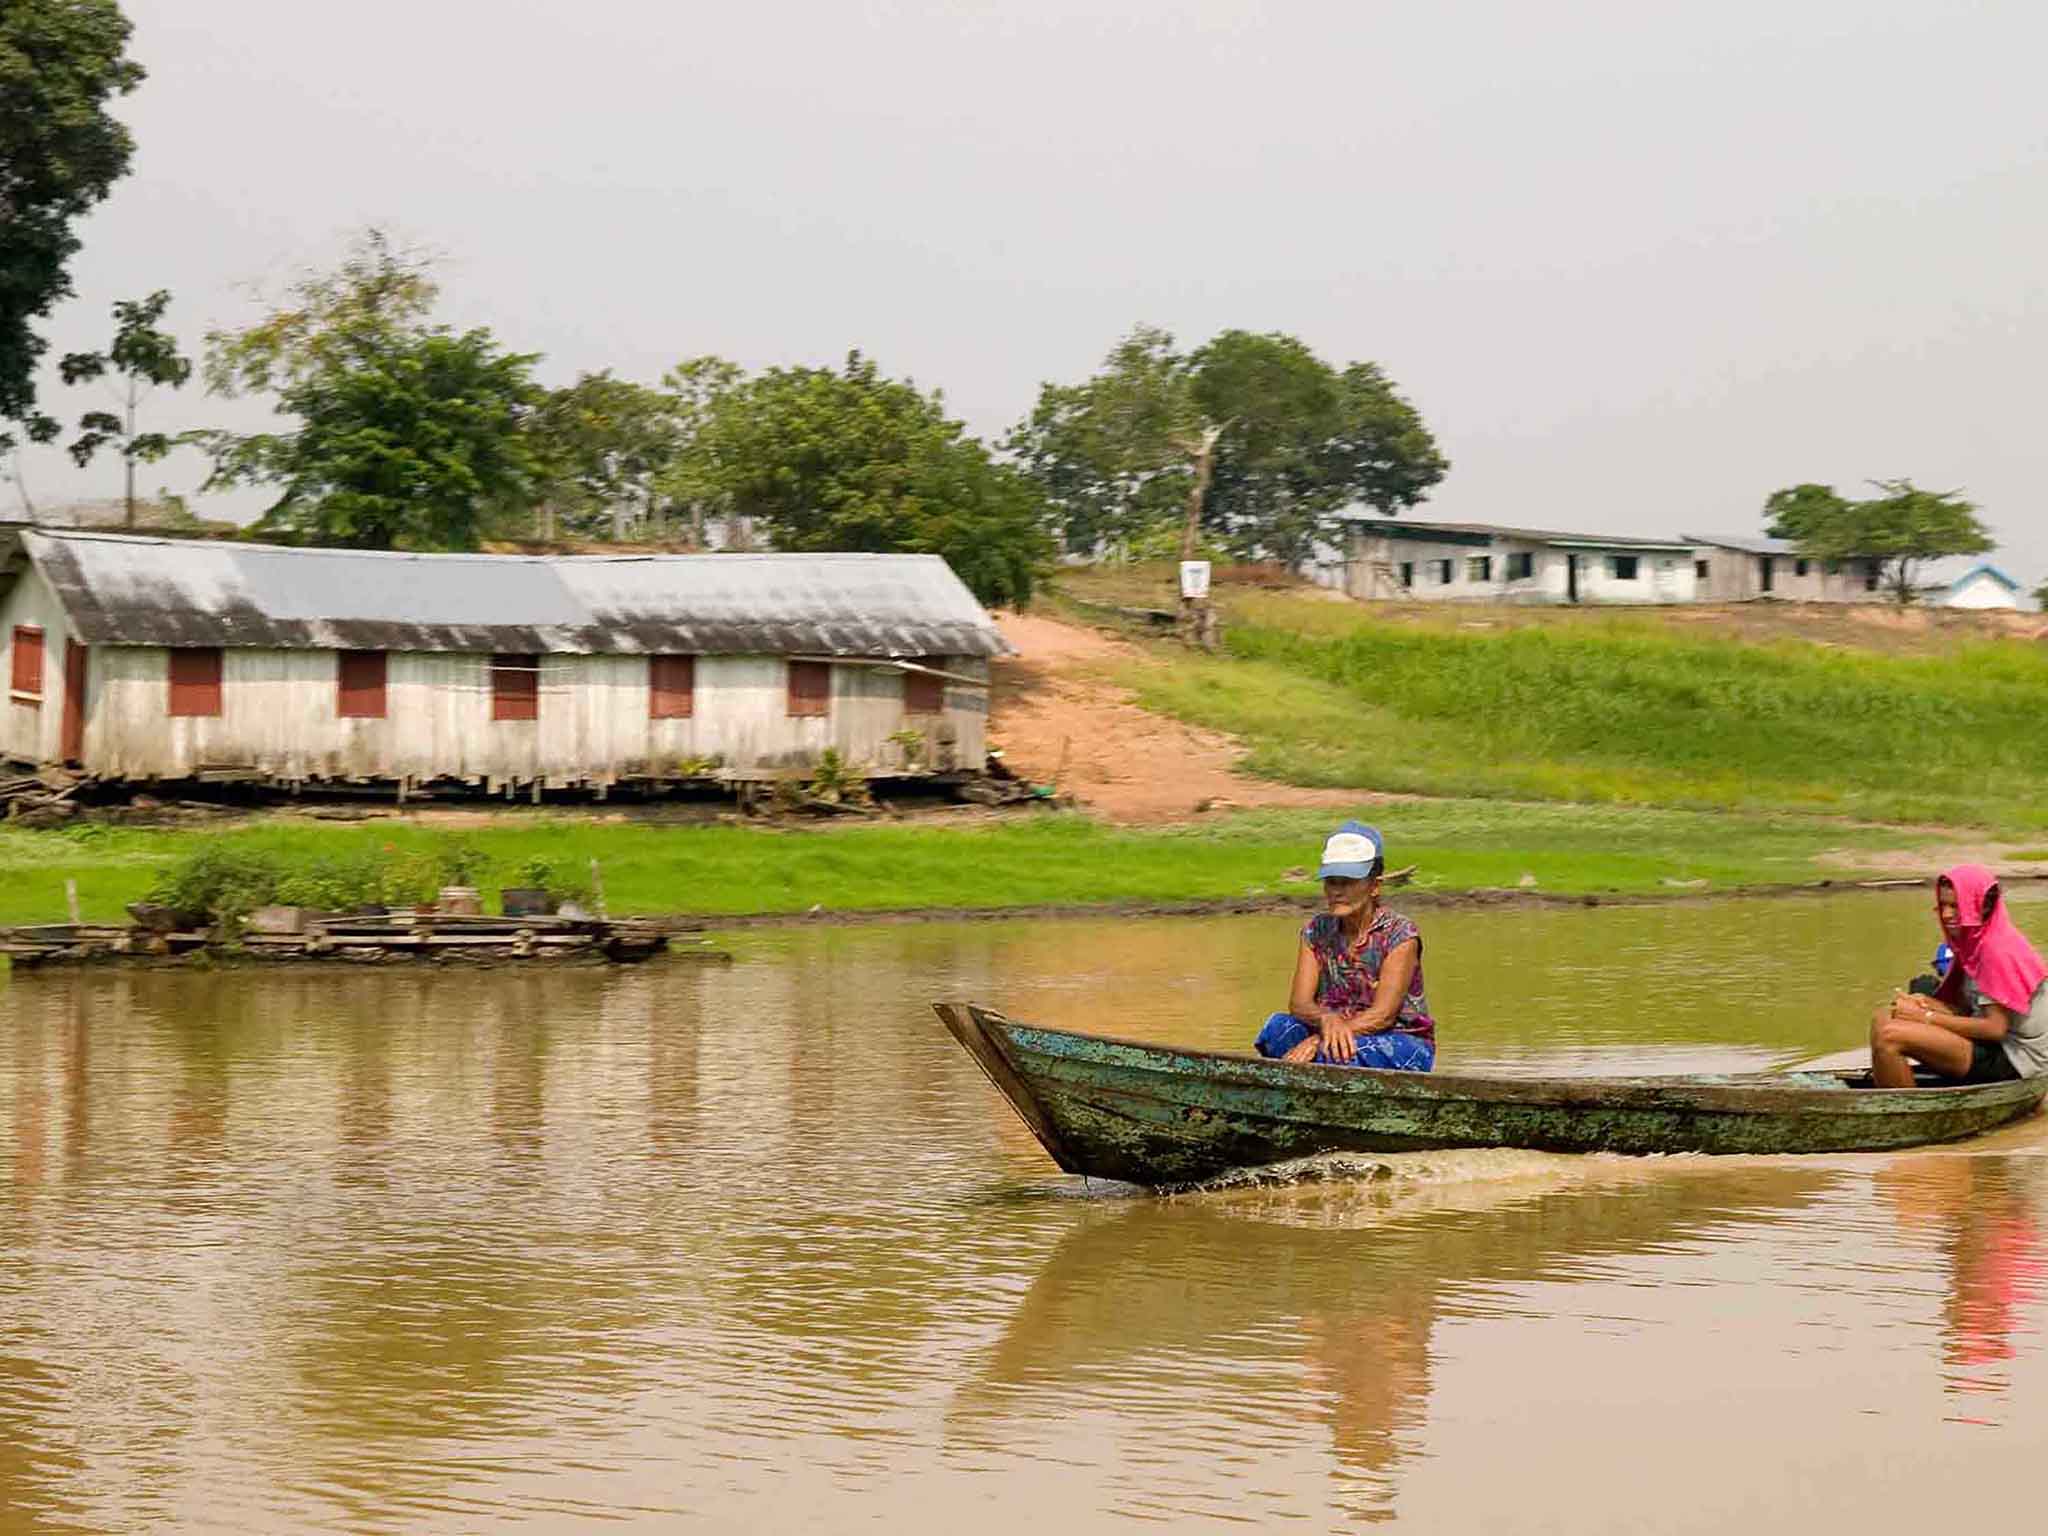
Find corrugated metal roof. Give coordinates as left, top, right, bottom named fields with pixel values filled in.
left=1344, top=517, right=1696, bottom=552
left=19, top=531, right=1010, bottom=657
left=1684, top=533, right=1801, bottom=556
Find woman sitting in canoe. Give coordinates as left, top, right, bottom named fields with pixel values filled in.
left=1870, top=864, right=2048, bottom=1088
left=1255, top=821, right=1436, bottom=1071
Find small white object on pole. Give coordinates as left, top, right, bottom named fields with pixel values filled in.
left=1179, top=560, right=1212, bottom=600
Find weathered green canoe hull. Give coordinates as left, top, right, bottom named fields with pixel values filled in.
left=936, top=1003, right=2048, bottom=1186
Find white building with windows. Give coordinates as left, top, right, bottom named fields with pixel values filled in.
left=1340, top=519, right=1699, bottom=606
left=1686, top=534, right=1885, bottom=602
left=0, top=529, right=1005, bottom=791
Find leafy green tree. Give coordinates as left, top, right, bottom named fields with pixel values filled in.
left=0, top=0, right=145, bottom=452
left=198, top=232, right=541, bottom=550
left=660, top=352, right=1050, bottom=606
left=1009, top=325, right=1446, bottom=567
left=1764, top=478, right=1993, bottom=603
left=1760, top=482, right=1851, bottom=541
left=523, top=372, right=684, bottom=541
left=1006, top=325, right=1205, bottom=557
left=202, top=229, right=440, bottom=398
left=657, top=355, right=745, bottom=547
left=58, top=289, right=193, bottom=527
left=2034, top=580, right=2048, bottom=613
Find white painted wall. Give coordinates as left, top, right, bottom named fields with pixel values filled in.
left=81, top=648, right=989, bottom=785
left=1347, top=535, right=1555, bottom=602
left=1566, top=549, right=1699, bottom=605
left=1939, top=571, right=2021, bottom=610
left=1346, top=531, right=1697, bottom=605
left=1693, top=547, right=1882, bottom=603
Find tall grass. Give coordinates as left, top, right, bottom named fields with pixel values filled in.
left=1126, top=607, right=2048, bottom=830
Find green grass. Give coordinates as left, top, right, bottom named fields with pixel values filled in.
left=0, top=804, right=1949, bottom=928
left=1110, top=593, right=2048, bottom=833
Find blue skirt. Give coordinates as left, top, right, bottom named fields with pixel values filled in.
left=1253, top=1012, right=1434, bottom=1071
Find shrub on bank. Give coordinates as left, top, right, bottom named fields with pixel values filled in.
left=143, top=836, right=512, bottom=924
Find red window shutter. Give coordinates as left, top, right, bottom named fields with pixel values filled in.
left=168, top=648, right=223, bottom=718
left=649, top=655, right=695, bottom=719
left=903, top=658, right=945, bottom=714
left=786, top=659, right=831, bottom=718
left=337, top=650, right=388, bottom=719
left=10, top=626, right=44, bottom=701
left=492, top=654, right=540, bottom=721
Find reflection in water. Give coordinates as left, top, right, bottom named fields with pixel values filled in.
left=957, top=1165, right=1832, bottom=1523
left=0, top=894, right=2043, bottom=1532
left=1877, top=1155, right=2048, bottom=1418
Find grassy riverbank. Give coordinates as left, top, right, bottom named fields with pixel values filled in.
left=1062, top=571, right=2048, bottom=834
left=0, top=803, right=1988, bottom=929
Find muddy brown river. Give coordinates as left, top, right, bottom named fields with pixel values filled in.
left=3, top=891, right=2044, bottom=1532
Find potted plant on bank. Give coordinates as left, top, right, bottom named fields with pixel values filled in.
left=501, top=856, right=594, bottom=918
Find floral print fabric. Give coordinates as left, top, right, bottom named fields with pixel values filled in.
left=1302, top=908, right=1434, bottom=1049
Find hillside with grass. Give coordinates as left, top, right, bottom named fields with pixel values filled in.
left=1060, top=566, right=2048, bottom=834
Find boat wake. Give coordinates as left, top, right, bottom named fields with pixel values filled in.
left=1164, top=1145, right=1689, bottom=1213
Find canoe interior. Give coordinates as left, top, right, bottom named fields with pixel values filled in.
left=934, top=1002, right=2048, bottom=1187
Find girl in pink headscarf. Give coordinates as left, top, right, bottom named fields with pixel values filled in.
left=1870, top=865, right=2048, bottom=1088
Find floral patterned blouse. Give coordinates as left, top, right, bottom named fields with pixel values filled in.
left=1303, top=907, right=1434, bottom=1048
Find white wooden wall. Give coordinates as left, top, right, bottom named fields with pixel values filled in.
left=0, top=564, right=76, bottom=765
left=78, top=645, right=988, bottom=785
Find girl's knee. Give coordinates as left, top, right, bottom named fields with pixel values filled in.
left=1255, top=1012, right=1310, bottom=1058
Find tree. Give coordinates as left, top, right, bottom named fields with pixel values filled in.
left=1008, top=326, right=1447, bottom=568
left=198, top=232, right=542, bottom=550
left=523, top=372, right=685, bottom=541
left=657, top=354, right=745, bottom=547
left=58, top=289, right=194, bottom=527
left=2034, top=580, right=2048, bottom=613
left=659, top=352, right=1050, bottom=606
left=0, top=0, right=145, bottom=451
left=1764, top=478, right=1993, bottom=603
left=1006, top=325, right=1207, bottom=558
left=0, top=415, right=59, bottom=516
left=1759, top=482, right=1851, bottom=542
left=202, top=229, right=439, bottom=398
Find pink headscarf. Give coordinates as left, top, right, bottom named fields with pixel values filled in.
left=1944, top=864, right=2048, bottom=1014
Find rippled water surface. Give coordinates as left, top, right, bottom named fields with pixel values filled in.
left=3, top=890, right=2044, bottom=1532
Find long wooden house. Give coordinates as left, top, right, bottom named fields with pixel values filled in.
left=0, top=530, right=1007, bottom=793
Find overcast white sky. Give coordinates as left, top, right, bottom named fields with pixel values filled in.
left=18, top=0, right=2047, bottom=587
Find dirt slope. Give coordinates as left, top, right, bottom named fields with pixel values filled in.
left=986, top=611, right=1358, bottom=824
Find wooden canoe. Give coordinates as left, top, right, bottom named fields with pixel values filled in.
left=935, top=1002, right=2048, bottom=1186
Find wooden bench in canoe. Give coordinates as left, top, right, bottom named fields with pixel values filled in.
left=934, top=1002, right=2048, bottom=1186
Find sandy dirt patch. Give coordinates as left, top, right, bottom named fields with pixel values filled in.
left=987, top=611, right=1361, bottom=824
left=1818, top=842, right=2048, bottom=876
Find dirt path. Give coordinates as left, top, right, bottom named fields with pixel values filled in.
left=987, top=611, right=1361, bottom=824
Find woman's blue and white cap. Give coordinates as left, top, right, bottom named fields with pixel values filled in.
left=1317, top=820, right=1384, bottom=880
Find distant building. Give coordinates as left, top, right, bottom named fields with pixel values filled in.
left=0, top=530, right=1005, bottom=791
left=1686, top=534, right=1883, bottom=602
left=1340, top=519, right=1699, bottom=605
left=1922, top=563, right=2024, bottom=611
